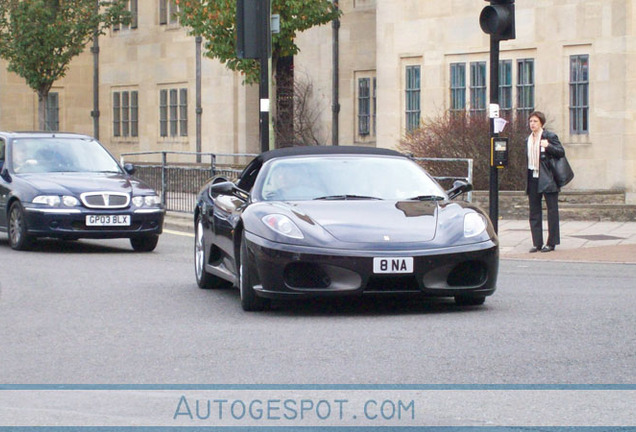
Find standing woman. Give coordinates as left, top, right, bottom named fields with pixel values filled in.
left=526, top=111, right=565, bottom=253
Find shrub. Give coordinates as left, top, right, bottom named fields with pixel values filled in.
left=397, top=112, right=530, bottom=190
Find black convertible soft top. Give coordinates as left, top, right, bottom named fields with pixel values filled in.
left=237, top=145, right=406, bottom=190
left=258, top=145, right=404, bottom=162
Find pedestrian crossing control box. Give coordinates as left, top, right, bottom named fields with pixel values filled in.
left=491, top=137, right=508, bottom=168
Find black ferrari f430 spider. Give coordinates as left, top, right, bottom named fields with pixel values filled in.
left=194, top=146, right=498, bottom=311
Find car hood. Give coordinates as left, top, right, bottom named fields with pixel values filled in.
left=291, top=200, right=438, bottom=243
left=17, top=172, right=146, bottom=195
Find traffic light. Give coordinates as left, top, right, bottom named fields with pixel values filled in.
left=236, top=0, right=271, bottom=59
left=479, top=0, right=516, bottom=40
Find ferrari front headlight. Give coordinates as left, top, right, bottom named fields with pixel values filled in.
left=261, top=214, right=304, bottom=239
left=464, top=212, right=487, bottom=238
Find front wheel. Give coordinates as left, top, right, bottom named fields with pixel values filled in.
left=8, top=201, right=34, bottom=250
left=239, top=232, right=268, bottom=311
left=130, top=234, right=159, bottom=252
left=194, top=216, right=228, bottom=289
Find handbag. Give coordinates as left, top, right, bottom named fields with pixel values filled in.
left=550, top=155, right=574, bottom=187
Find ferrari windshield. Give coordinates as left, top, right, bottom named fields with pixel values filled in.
left=257, top=155, right=447, bottom=201
left=11, top=138, right=122, bottom=174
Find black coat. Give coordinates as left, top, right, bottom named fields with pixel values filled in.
left=525, top=130, right=566, bottom=194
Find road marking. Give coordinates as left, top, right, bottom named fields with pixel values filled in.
left=164, top=229, right=194, bottom=238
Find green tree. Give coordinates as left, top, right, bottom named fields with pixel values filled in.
left=177, top=0, right=339, bottom=83
left=0, top=0, right=130, bottom=130
left=176, top=0, right=340, bottom=147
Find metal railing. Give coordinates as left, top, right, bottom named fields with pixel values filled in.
left=120, top=151, right=256, bottom=213
left=120, top=151, right=473, bottom=213
left=412, top=157, right=474, bottom=202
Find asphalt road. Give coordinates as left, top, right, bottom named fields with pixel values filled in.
left=1, top=229, right=634, bottom=384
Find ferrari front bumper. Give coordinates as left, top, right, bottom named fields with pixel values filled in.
left=244, top=232, right=498, bottom=300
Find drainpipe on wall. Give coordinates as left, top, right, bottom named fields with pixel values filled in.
left=91, top=31, right=100, bottom=139
left=332, top=1, right=340, bottom=146
left=196, top=36, right=203, bottom=162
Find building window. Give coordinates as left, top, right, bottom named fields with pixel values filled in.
left=356, top=74, right=376, bottom=139
left=113, top=90, right=139, bottom=138
left=499, top=60, right=512, bottom=118
left=160, top=88, right=188, bottom=137
left=371, top=77, right=377, bottom=136
left=122, top=92, right=130, bottom=137
left=358, top=78, right=371, bottom=136
left=450, top=63, right=466, bottom=112
left=45, top=92, right=59, bottom=132
left=470, top=61, right=487, bottom=117
left=113, top=93, right=121, bottom=137
left=130, top=91, right=139, bottom=137
left=114, top=0, right=138, bottom=31
left=169, top=89, right=178, bottom=136
left=517, top=58, right=534, bottom=121
left=159, top=0, right=179, bottom=25
left=570, top=55, right=589, bottom=134
left=179, top=88, right=188, bottom=136
left=405, top=65, right=421, bottom=132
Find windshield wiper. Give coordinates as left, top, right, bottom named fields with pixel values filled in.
left=406, top=195, right=445, bottom=201
left=314, top=194, right=382, bottom=201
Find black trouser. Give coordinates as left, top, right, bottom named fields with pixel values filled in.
left=527, top=170, right=560, bottom=248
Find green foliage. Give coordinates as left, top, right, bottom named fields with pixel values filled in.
left=0, top=0, right=130, bottom=127
left=397, top=112, right=530, bottom=191
left=176, top=0, right=340, bottom=84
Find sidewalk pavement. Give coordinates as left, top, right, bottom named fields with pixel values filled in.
left=498, top=219, right=636, bottom=263
left=164, top=212, right=636, bottom=264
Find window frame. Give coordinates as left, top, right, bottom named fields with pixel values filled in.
left=498, top=59, right=513, bottom=118
left=159, top=0, right=180, bottom=25
left=114, top=0, right=138, bottom=31
left=357, top=77, right=371, bottom=136
left=469, top=61, right=487, bottom=117
left=45, top=92, right=60, bottom=132
left=516, top=58, right=535, bottom=121
left=450, top=62, right=466, bottom=113
left=159, top=87, right=188, bottom=138
left=569, top=54, right=589, bottom=135
left=405, top=65, right=421, bottom=133
left=112, top=89, right=139, bottom=138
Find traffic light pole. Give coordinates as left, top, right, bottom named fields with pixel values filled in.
left=236, top=0, right=271, bottom=152
left=480, top=0, right=515, bottom=234
left=489, top=36, right=500, bottom=233
left=259, top=55, right=270, bottom=152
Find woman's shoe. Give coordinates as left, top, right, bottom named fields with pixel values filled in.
left=541, top=245, right=555, bottom=252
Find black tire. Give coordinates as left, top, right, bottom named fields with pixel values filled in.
left=194, top=216, right=228, bottom=289
left=130, top=234, right=159, bottom=252
left=239, top=232, right=268, bottom=311
left=8, top=201, right=34, bottom=251
left=454, top=295, right=486, bottom=306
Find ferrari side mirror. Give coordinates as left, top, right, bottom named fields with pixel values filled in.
left=209, top=181, right=249, bottom=200
left=446, top=180, right=473, bottom=200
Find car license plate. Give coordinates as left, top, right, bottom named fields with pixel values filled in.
left=373, top=257, right=413, bottom=274
left=86, top=215, right=130, bottom=226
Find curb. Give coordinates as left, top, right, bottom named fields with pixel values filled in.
left=164, top=212, right=193, bottom=233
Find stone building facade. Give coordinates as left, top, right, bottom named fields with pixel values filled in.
left=1, top=0, right=635, bottom=201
